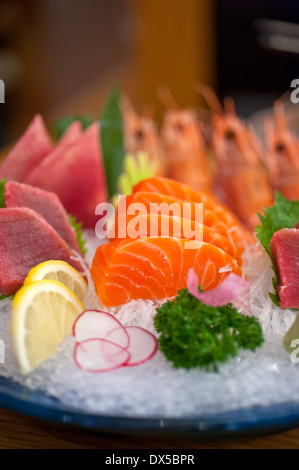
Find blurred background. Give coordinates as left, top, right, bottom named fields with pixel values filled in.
left=0, top=0, right=298, bottom=148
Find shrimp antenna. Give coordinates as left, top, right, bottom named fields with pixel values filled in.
left=223, top=96, right=236, bottom=115
left=192, top=82, right=223, bottom=114
left=156, top=85, right=180, bottom=110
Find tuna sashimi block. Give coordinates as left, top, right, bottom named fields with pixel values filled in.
left=0, top=207, right=84, bottom=295
left=0, top=115, right=53, bottom=182
left=4, top=180, right=81, bottom=253
left=24, top=121, right=82, bottom=186
left=270, top=228, right=299, bottom=309
left=22, top=122, right=108, bottom=228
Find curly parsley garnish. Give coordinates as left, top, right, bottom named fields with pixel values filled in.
left=154, top=288, right=264, bottom=371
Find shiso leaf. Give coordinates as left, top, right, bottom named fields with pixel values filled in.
left=68, top=214, right=86, bottom=255
left=256, top=192, right=299, bottom=256
left=53, top=115, right=93, bottom=141
left=154, top=288, right=264, bottom=371
left=100, top=87, right=125, bottom=199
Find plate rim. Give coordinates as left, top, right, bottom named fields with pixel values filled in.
left=1, top=376, right=299, bottom=436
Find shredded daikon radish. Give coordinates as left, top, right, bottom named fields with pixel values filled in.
left=242, top=241, right=296, bottom=337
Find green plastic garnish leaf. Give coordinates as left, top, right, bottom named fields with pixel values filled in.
left=100, top=87, right=125, bottom=199
left=154, top=288, right=264, bottom=371
left=68, top=214, right=86, bottom=255
left=54, top=114, right=93, bottom=141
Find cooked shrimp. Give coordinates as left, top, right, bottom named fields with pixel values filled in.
left=121, top=97, right=166, bottom=176
left=194, top=83, right=274, bottom=230
left=264, top=100, right=299, bottom=200
left=158, top=87, right=213, bottom=193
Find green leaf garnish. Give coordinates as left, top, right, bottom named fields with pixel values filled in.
left=54, top=114, right=93, bottom=141
left=100, top=87, right=124, bottom=199
left=68, top=214, right=86, bottom=255
left=256, top=192, right=299, bottom=256
left=0, top=178, right=6, bottom=208
left=0, top=293, right=11, bottom=301
left=154, top=288, right=264, bottom=371
left=255, top=192, right=299, bottom=306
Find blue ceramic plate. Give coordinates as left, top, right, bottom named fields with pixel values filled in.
left=1, top=376, right=299, bottom=437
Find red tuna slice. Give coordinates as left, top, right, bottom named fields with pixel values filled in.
left=23, top=122, right=108, bottom=228
left=0, top=115, right=53, bottom=182
left=270, top=228, right=299, bottom=309
left=4, top=180, right=81, bottom=253
left=24, top=121, right=82, bottom=186
left=0, top=207, right=84, bottom=295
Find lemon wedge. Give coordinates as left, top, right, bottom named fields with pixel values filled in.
left=11, top=280, right=85, bottom=374
left=24, top=260, right=88, bottom=302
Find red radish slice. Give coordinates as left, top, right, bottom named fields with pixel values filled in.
left=74, top=338, right=130, bottom=372
left=124, top=326, right=158, bottom=366
left=106, top=326, right=131, bottom=348
left=73, top=310, right=129, bottom=348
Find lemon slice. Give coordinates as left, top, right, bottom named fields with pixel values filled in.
left=11, top=280, right=85, bottom=374
left=24, top=260, right=88, bottom=302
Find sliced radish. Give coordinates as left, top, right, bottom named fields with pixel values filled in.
left=74, top=338, right=130, bottom=372
left=124, top=326, right=158, bottom=366
left=73, top=310, right=129, bottom=348
left=106, top=326, right=130, bottom=348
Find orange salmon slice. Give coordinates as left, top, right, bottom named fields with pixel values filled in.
left=91, top=237, right=242, bottom=307
left=113, top=191, right=251, bottom=261
left=133, top=176, right=254, bottom=237
left=109, top=212, right=242, bottom=264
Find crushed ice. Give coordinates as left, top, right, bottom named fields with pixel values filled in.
left=0, top=234, right=299, bottom=419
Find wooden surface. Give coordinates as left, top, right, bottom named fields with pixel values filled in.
left=1, top=406, right=299, bottom=449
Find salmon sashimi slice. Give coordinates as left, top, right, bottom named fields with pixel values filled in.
left=133, top=176, right=254, bottom=239
left=109, top=212, right=242, bottom=264
left=91, top=237, right=242, bottom=307
left=133, top=175, right=214, bottom=203
left=113, top=191, right=249, bottom=262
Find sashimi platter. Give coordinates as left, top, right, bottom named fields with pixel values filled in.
left=1, top=87, right=299, bottom=435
